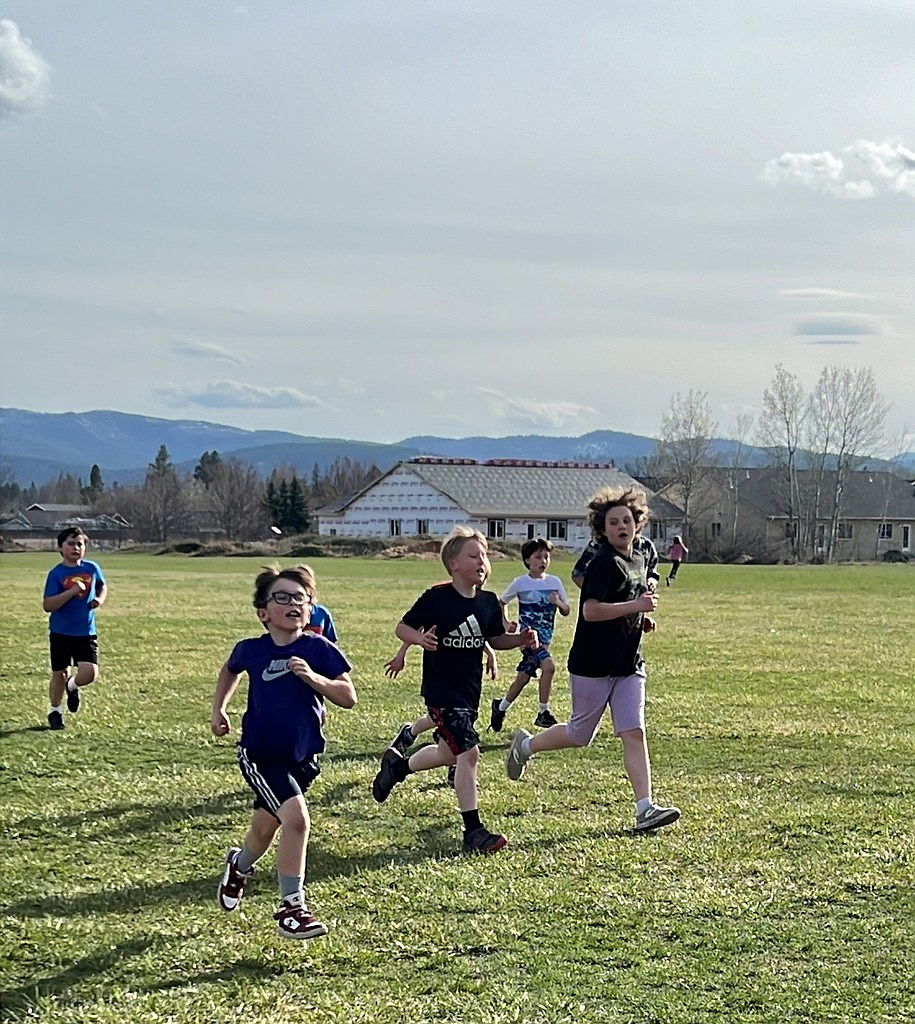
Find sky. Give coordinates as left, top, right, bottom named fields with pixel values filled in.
left=1, top=1, right=913, bottom=449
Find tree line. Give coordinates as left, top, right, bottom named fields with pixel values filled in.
left=1, top=449, right=381, bottom=544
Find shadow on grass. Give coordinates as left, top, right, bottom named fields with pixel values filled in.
left=0, top=724, right=52, bottom=740
left=6, top=790, right=252, bottom=839
left=0, top=935, right=159, bottom=1019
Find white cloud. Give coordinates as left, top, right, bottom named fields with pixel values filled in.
left=170, top=339, right=242, bottom=364
left=779, top=287, right=871, bottom=300
left=478, top=387, right=598, bottom=432
left=158, top=380, right=334, bottom=410
left=793, top=318, right=878, bottom=336
left=763, top=137, right=915, bottom=199
left=0, top=20, right=51, bottom=119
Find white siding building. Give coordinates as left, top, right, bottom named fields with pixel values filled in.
left=318, top=458, right=681, bottom=550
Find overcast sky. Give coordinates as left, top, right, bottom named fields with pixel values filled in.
left=2, top=1, right=913, bottom=448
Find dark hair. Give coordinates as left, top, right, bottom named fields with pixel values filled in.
left=57, top=527, right=89, bottom=548
left=252, top=564, right=316, bottom=609
left=587, top=486, right=649, bottom=539
left=521, top=537, right=553, bottom=566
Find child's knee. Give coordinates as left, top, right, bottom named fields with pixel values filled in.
left=564, top=723, right=593, bottom=748
left=280, top=805, right=310, bottom=839
left=75, top=663, right=98, bottom=686
left=456, top=746, right=480, bottom=769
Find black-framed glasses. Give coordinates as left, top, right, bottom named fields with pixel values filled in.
left=267, top=591, right=309, bottom=606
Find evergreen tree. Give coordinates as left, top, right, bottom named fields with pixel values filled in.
left=287, top=476, right=311, bottom=534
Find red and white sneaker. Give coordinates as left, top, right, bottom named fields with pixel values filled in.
left=274, top=893, right=328, bottom=940
left=217, top=847, right=254, bottom=912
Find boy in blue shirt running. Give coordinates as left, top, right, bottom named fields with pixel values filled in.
left=42, top=527, right=108, bottom=731
left=211, top=564, right=357, bottom=940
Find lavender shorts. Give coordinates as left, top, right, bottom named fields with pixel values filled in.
left=566, top=670, right=646, bottom=746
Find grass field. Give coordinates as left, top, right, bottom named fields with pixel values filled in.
left=1, top=552, right=914, bottom=1023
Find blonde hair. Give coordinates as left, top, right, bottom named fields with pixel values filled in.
left=440, top=525, right=488, bottom=572
left=587, top=486, right=650, bottom=540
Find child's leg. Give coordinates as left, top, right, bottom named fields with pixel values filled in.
left=240, top=807, right=281, bottom=868
left=619, top=728, right=651, bottom=802
left=274, top=795, right=310, bottom=885
left=452, top=744, right=480, bottom=812
left=537, top=658, right=555, bottom=706
left=411, top=713, right=434, bottom=736
left=73, top=660, right=99, bottom=687
left=406, top=737, right=454, bottom=773
left=503, top=671, right=531, bottom=706
left=48, top=669, right=68, bottom=708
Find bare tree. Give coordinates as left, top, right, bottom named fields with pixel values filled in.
left=652, top=390, right=718, bottom=545
left=133, top=445, right=189, bottom=543
left=807, top=366, right=888, bottom=561
left=207, top=458, right=269, bottom=540
left=726, top=411, right=755, bottom=548
left=757, top=364, right=806, bottom=558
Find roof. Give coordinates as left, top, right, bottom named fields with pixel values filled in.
left=698, top=468, right=915, bottom=520
left=332, top=459, right=681, bottom=519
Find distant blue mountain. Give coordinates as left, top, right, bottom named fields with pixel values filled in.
left=2, top=407, right=912, bottom=486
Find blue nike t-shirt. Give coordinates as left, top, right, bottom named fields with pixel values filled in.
left=227, top=632, right=351, bottom=762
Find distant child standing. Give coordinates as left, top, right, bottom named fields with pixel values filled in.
left=666, top=535, right=688, bottom=586
left=212, top=564, right=357, bottom=940
left=490, top=538, right=570, bottom=733
left=371, top=526, right=537, bottom=854
left=506, top=487, right=680, bottom=833
left=42, top=527, right=108, bottom=731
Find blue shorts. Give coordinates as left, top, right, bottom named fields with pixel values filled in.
left=516, top=646, right=551, bottom=677
left=237, top=747, right=321, bottom=819
left=428, top=707, right=480, bottom=756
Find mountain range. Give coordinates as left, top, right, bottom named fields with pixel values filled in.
left=1, top=408, right=911, bottom=488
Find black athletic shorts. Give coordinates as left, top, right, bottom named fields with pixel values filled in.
left=428, top=707, right=480, bottom=756
left=49, top=633, right=99, bottom=672
left=237, top=747, right=321, bottom=820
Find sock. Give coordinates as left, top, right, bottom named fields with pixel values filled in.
left=279, top=873, right=304, bottom=901
left=461, top=809, right=482, bottom=834
left=404, top=726, right=415, bottom=743
left=520, top=734, right=533, bottom=758
left=67, top=677, right=77, bottom=692
left=49, top=704, right=63, bottom=714
left=235, top=841, right=259, bottom=874
left=636, top=797, right=652, bottom=815
left=498, top=699, right=511, bottom=712
left=538, top=703, right=549, bottom=713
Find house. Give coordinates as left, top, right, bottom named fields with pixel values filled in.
left=661, top=468, right=915, bottom=561
left=317, top=458, right=683, bottom=550
left=0, top=504, right=132, bottom=550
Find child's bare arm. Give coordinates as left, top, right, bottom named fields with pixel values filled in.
left=489, top=626, right=538, bottom=651
left=384, top=640, right=411, bottom=678
left=288, top=658, right=357, bottom=708
left=42, top=580, right=83, bottom=613
left=583, top=592, right=657, bottom=622
left=484, top=642, right=498, bottom=680
left=211, top=662, right=241, bottom=736
left=89, top=581, right=108, bottom=611
left=395, top=621, right=438, bottom=650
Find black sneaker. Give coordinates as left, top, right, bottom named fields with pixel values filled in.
left=446, top=764, right=456, bottom=788
left=390, top=723, right=415, bottom=756
left=372, top=747, right=405, bottom=803
left=66, top=684, right=81, bottom=714
left=47, top=710, right=64, bottom=731
left=533, top=709, right=557, bottom=728
left=490, top=698, right=506, bottom=733
left=462, top=826, right=507, bottom=854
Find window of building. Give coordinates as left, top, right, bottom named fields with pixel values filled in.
left=329, top=528, right=337, bottom=537
left=837, top=522, right=853, bottom=539
left=527, top=524, right=535, bottom=540
left=547, top=520, right=567, bottom=540
left=416, top=519, right=429, bottom=535
left=389, top=519, right=402, bottom=537
left=878, top=523, right=893, bottom=540
left=710, top=522, right=722, bottom=538
left=649, top=521, right=663, bottom=540
left=784, top=521, right=797, bottom=540
left=487, top=519, right=505, bottom=539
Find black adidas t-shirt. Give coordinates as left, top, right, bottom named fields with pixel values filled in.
left=567, top=542, right=647, bottom=678
left=401, top=583, right=505, bottom=709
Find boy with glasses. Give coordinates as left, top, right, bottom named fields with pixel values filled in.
left=211, top=564, right=357, bottom=939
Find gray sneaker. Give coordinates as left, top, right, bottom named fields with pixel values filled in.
left=635, top=803, right=681, bottom=832
left=506, top=729, right=532, bottom=781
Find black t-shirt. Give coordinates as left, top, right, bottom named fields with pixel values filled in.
left=567, top=542, right=647, bottom=678
left=401, top=583, right=505, bottom=709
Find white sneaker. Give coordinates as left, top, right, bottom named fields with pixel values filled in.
left=274, top=893, right=328, bottom=940
left=635, top=803, right=681, bottom=832
left=217, top=847, right=254, bottom=911
left=506, top=729, right=532, bottom=781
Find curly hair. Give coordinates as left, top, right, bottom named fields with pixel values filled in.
left=587, top=486, right=650, bottom=540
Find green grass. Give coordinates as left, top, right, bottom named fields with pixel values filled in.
left=1, top=553, right=914, bottom=1023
